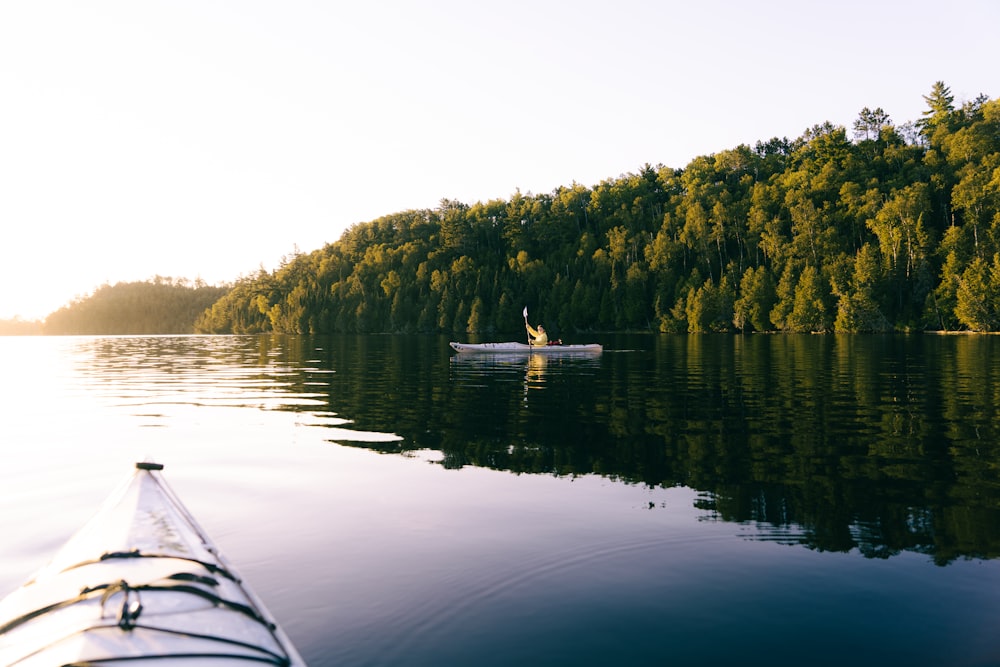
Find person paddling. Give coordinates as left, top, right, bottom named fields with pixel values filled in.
left=525, top=321, right=548, bottom=347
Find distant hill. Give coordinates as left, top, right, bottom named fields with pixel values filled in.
left=43, top=278, right=229, bottom=335
left=0, top=318, right=43, bottom=335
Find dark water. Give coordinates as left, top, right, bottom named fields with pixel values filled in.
left=270, top=333, right=1000, bottom=564
left=1, top=334, right=999, bottom=666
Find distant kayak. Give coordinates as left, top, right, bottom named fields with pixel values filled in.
left=450, top=341, right=602, bottom=354
left=0, top=462, right=306, bottom=666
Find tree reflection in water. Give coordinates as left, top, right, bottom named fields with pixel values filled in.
left=81, top=333, right=1000, bottom=564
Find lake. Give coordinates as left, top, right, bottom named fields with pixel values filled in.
left=1, top=333, right=998, bottom=666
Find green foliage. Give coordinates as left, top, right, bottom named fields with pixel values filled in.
left=686, top=276, right=735, bottom=332
left=786, top=265, right=831, bottom=332
left=833, top=244, right=892, bottom=332
left=734, top=266, right=776, bottom=332
left=196, top=84, right=1000, bottom=334
left=955, top=255, right=1000, bottom=331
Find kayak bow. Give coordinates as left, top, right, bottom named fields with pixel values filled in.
left=0, top=462, right=307, bottom=666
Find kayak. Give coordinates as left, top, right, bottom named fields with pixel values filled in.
left=450, top=341, right=602, bottom=354
left=0, top=462, right=306, bottom=666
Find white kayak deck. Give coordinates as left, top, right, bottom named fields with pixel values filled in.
left=0, top=462, right=306, bottom=666
left=450, top=341, right=602, bottom=354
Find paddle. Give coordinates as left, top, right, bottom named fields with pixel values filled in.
left=523, top=306, right=529, bottom=345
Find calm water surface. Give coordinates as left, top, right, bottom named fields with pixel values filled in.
left=1, top=334, right=999, bottom=666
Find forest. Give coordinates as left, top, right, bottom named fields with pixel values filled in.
left=193, top=82, right=1000, bottom=336
left=4, top=82, right=997, bottom=337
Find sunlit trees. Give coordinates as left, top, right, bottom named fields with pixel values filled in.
left=955, top=255, right=1000, bottom=331
left=686, top=276, right=735, bottom=332
left=833, top=244, right=892, bottom=332
left=919, top=81, right=956, bottom=140
left=733, top=266, right=776, bottom=332
left=181, top=83, right=1000, bottom=336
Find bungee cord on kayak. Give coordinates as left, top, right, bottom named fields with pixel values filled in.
left=0, top=463, right=306, bottom=666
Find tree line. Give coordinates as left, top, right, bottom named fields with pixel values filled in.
left=6, top=82, right=995, bottom=337
left=195, top=83, right=1000, bottom=335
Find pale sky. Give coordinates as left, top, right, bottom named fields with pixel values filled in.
left=1, top=0, right=996, bottom=320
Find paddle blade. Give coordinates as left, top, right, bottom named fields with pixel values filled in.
left=522, top=306, right=528, bottom=318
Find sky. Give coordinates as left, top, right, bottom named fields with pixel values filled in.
left=1, top=0, right=997, bottom=320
